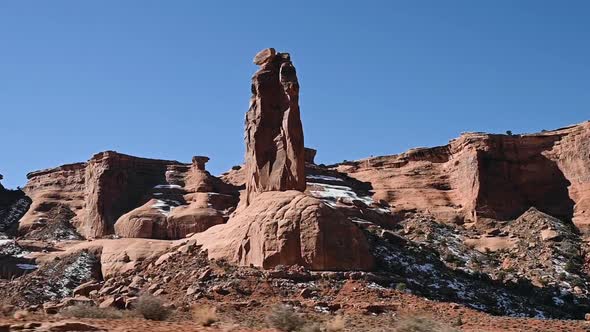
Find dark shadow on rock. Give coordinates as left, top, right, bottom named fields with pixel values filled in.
left=476, top=139, right=575, bottom=223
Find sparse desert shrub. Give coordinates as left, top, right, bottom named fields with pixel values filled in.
left=136, top=294, right=170, bottom=321
left=326, top=315, right=346, bottom=332
left=266, top=304, right=305, bottom=331
left=300, top=323, right=322, bottom=332
left=61, top=303, right=123, bottom=319
left=395, top=316, right=460, bottom=332
left=191, top=304, right=218, bottom=327
left=396, top=283, right=407, bottom=292
left=564, top=261, right=579, bottom=273
left=451, top=315, right=464, bottom=327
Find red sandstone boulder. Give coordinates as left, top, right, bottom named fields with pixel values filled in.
left=114, top=197, right=225, bottom=240
left=113, top=199, right=166, bottom=238
left=194, top=190, right=374, bottom=271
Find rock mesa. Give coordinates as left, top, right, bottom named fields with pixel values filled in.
left=335, top=122, right=590, bottom=232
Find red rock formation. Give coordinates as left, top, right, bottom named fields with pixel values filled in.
left=21, top=151, right=238, bottom=239
left=304, top=147, right=317, bottom=164
left=83, top=151, right=179, bottom=237
left=335, top=122, right=590, bottom=231
left=544, top=122, right=590, bottom=231
left=194, top=191, right=373, bottom=270
left=113, top=155, right=236, bottom=239
left=244, top=48, right=305, bottom=205
left=191, top=50, right=374, bottom=271
left=20, top=162, right=87, bottom=235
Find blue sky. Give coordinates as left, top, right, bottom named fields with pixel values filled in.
left=1, top=1, right=589, bottom=188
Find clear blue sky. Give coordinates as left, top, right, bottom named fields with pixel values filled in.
left=1, top=1, right=589, bottom=188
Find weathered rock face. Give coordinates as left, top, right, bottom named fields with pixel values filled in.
left=19, top=163, right=86, bottom=235
left=21, top=151, right=239, bottom=239
left=83, top=151, right=180, bottom=237
left=194, top=191, right=374, bottom=270
left=113, top=156, right=236, bottom=239
left=244, top=48, right=305, bottom=205
left=0, top=175, right=31, bottom=234
left=304, top=147, right=317, bottom=164
left=544, top=123, right=590, bottom=232
left=335, top=122, right=590, bottom=231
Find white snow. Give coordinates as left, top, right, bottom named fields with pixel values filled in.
left=413, top=263, right=435, bottom=273
left=152, top=199, right=175, bottom=216
left=153, top=184, right=182, bottom=189
left=306, top=175, right=344, bottom=182
left=151, top=199, right=182, bottom=216
left=553, top=296, right=565, bottom=306
left=309, top=183, right=374, bottom=205
left=16, top=263, right=38, bottom=270
left=0, top=239, right=13, bottom=247
left=350, top=218, right=374, bottom=225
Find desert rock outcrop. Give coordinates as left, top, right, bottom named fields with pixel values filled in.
left=244, top=48, right=305, bottom=205
left=20, top=152, right=238, bottom=239
left=335, top=122, right=590, bottom=232
left=194, top=191, right=373, bottom=270
left=114, top=156, right=233, bottom=239
left=193, top=50, right=373, bottom=270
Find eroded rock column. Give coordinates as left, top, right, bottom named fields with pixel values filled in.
left=244, top=48, right=305, bottom=205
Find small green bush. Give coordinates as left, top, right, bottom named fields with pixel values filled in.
left=396, top=283, right=407, bottom=292
left=266, top=304, right=305, bottom=332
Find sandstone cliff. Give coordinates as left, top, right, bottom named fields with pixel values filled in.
left=20, top=152, right=238, bottom=239
left=334, top=122, right=590, bottom=232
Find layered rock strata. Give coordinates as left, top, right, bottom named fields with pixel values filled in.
left=335, top=122, right=590, bottom=232
left=20, top=152, right=237, bottom=239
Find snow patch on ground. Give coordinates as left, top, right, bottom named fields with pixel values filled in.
left=153, top=184, right=182, bottom=189
left=16, top=263, right=38, bottom=270
left=152, top=199, right=182, bottom=216
left=44, top=252, right=96, bottom=300
left=309, top=183, right=377, bottom=207
left=306, top=175, right=344, bottom=182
